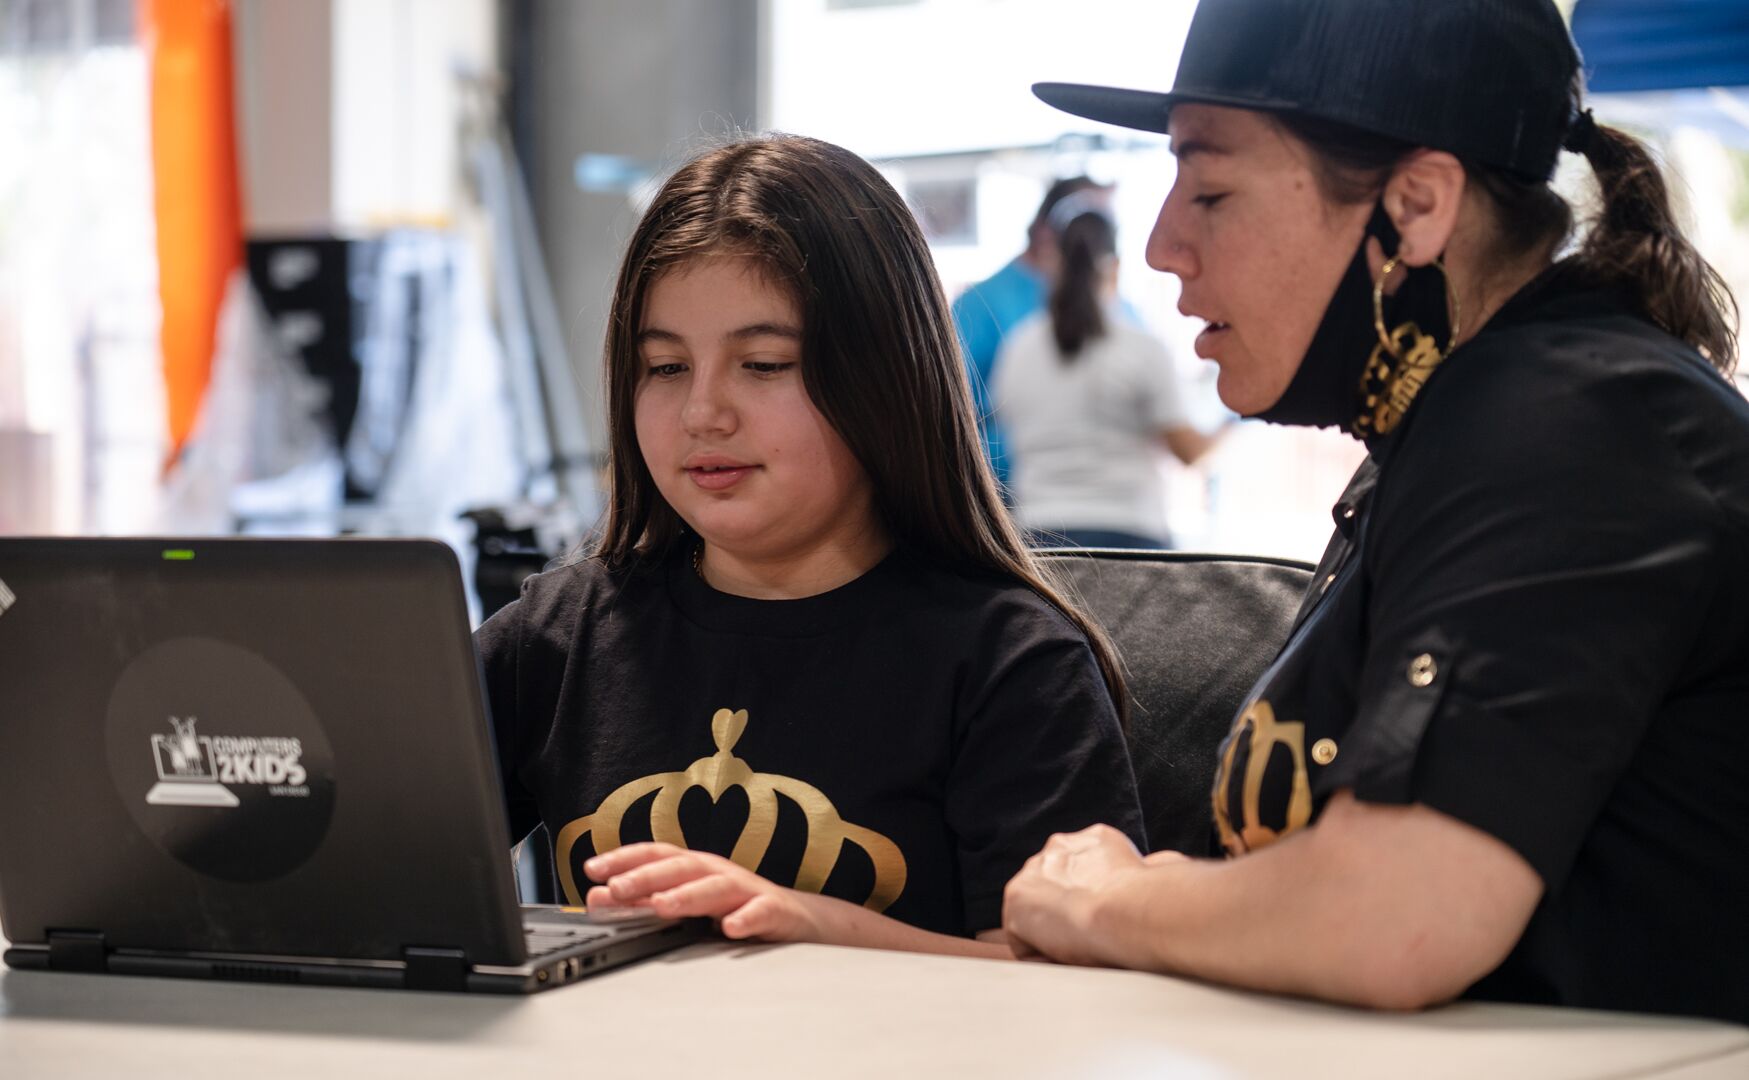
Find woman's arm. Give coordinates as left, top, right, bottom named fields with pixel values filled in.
left=588, top=843, right=1012, bottom=960
left=1003, top=791, right=1542, bottom=1009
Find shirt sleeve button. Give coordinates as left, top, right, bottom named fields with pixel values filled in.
left=1408, top=654, right=1438, bottom=687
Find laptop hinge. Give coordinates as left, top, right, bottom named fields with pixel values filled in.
left=402, top=946, right=469, bottom=992
left=47, top=930, right=109, bottom=973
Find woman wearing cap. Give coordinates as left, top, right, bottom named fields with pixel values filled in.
left=1002, top=0, right=1747, bottom=1023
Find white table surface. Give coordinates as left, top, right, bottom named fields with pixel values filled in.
left=3, top=934, right=1746, bottom=1080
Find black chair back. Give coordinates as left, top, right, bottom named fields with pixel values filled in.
left=1040, top=550, right=1313, bottom=856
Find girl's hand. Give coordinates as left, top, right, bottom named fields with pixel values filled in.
left=1002, top=824, right=1183, bottom=966
left=583, top=842, right=825, bottom=942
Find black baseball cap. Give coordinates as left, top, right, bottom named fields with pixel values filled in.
left=1033, top=0, right=1584, bottom=181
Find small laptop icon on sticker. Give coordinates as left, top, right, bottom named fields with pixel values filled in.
left=147, top=717, right=239, bottom=808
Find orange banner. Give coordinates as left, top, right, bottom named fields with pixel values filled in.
left=142, top=0, right=245, bottom=464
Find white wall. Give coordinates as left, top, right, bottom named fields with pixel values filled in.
left=234, top=0, right=335, bottom=233
left=767, top=0, right=1195, bottom=160
left=235, top=0, right=497, bottom=234
left=332, top=0, right=496, bottom=229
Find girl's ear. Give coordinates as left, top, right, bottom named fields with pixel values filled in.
left=1381, top=150, right=1466, bottom=267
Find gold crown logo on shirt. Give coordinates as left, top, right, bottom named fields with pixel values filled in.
left=554, top=708, right=908, bottom=912
left=1212, top=699, right=1312, bottom=856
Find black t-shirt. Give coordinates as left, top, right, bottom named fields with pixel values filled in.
left=476, top=545, right=1145, bottom=937
left=1213, top=268, right=1749, bottom=1024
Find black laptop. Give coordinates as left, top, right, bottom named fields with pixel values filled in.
left=0, top=537, right=702, bottom=993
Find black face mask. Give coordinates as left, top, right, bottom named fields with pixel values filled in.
left=1251, top=204, right=1453, bottom=438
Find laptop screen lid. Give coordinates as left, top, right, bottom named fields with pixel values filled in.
left=0, top=538, right=526, bottom=967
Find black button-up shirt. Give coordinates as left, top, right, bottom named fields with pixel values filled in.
left=1213, top=267, right=1749, bottom=1024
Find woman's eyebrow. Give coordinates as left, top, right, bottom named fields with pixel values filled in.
left=1170, top=138, right=1229, bottom=163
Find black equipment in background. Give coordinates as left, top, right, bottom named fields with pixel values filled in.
left=245, top=236, right=373, bottom=466
left=463, top=508, right=558, bottom=621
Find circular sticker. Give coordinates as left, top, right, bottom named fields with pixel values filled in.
left=104, top=638, right=337, bottom=883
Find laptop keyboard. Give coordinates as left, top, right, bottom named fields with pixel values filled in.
left=523, top=924, right=613, bottom=959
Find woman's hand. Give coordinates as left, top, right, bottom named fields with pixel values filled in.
left=1004, top=795, right=1542, bottom=1008
left=584, top=843, right=825, bottom=942
left=1002, top=824, right=1185, bottom=966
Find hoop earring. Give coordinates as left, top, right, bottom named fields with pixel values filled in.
left=1372, top=255, right=1462, bottom=360
left=1355, top=255, right=1464, bottom=438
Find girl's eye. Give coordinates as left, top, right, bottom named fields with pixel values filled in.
left=1192, top=192, right=1229, bottom=208
left=646, top=362, right=687, bottom=379
left=744, top=360, right=797, bottom=376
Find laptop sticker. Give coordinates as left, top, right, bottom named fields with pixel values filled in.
left=104, top=637, right=337, bottom=883
left=0, top=576, right=15, bottom=617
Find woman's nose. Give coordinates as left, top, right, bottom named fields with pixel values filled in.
left=1146, top=198, right=1197, bottom=279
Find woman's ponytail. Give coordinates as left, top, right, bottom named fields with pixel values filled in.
left=1571, top=118, right=1739, bottom=375
left=1048, top=211, right=1117, bottom=361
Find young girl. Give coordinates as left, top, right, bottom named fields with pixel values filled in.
left=476, top=134, right=1145, bottom=957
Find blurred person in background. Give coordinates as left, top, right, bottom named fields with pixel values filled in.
left=952, top=176, right=1113, bottom=492
left=1004, top=0, right=1748, bottom=1024
left=994, top=198, right=1221, bottom=549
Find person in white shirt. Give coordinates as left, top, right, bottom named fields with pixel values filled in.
left=993, top=202, right=1221, bottom=548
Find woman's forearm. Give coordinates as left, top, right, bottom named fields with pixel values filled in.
left=1084, top=838, right=1392, bottom=1001
left=1082, top=796, right=1541, bottom=1008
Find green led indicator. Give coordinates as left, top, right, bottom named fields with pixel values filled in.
left=162, top=549, right=196, bottom=561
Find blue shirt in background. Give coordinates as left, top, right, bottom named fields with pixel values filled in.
left=951, top=258, right=1047, bottom=490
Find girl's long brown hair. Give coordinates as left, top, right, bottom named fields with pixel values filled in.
left=594, top=134, right=1129, bottom=720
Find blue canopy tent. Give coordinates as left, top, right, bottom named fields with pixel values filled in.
left=1571, top=0, right=1749, bottom=145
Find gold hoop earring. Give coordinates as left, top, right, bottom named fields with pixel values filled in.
left=1356, top=255, right=1463, bottom=439
left=1372, top=256, right=1462, bottom=360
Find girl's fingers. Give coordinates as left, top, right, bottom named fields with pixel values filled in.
left=583, top=842, right=686, bottom=883
left=719, top=893, right=794, bottom=940
left=584, top=884, right=655, bottom=911
left=606, top=853, right=713, bottom=902
left=649, top=873, right=752, bottom=920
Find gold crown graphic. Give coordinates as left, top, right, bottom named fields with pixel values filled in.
left=1212, top=699, right=1312, bottom=856
left=554, top=708, right=907, bottom=911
